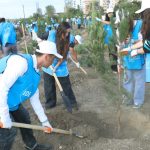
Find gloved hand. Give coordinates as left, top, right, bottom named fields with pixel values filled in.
left=131, top=49, right=138, bottom=57
left=95, top=17, right=101, bottom=22
left=120, top=48, right=130, bottom=56
left=42, top=120, right=53, bottom=133
left=0, top=115, right=12, bottom=129
left=75, top=62, right=80, bottom=68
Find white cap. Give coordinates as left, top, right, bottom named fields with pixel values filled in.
left=36, top=41, right=62, bottom=59
left=106, top=8, right=114, bottom=13
left=75, top=35, right=83, bottom=44
left=135, top=0, right=150, bottom=13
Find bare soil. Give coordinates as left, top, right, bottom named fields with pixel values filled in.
left=11, top=31, right=150, bottom=150
left=11, top=62, right=150, bottom=150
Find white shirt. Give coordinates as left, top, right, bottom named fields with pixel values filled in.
left=0, top=54, right=48, bottom=124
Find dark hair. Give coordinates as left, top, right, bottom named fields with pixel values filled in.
left=56, top=22, right=70, bottom=59
left=0, top=18, right=5, bottom=23
left=141, top=8, right=150, bottom=41
left=105, top=14, right=110, bottom=21
left=35, top=51, right=44, bottom=56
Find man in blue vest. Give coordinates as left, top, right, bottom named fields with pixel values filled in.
left=0, top=41, right=62, bottom=150
left=0, top=18, right=17, bottom=56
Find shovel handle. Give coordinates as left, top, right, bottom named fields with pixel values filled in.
left=49, top=66, right=63, bottom=92
left=21, top=24, right=28, bottom=54
left=79, top=66, right=87, bottom=75
left=69, top=56, right=87, bottom=75
left=12, top=122, right=71, bottom=135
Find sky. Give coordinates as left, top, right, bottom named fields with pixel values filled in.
left=0, top=0, right=65, bottom=19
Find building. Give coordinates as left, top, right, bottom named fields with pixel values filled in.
left=72, top=0, right=83, bottom=9
left=82, top=0, right=93, bottom=14
left=99, top=0, right=119, bottom=10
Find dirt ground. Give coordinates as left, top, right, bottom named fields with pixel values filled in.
left=10, top=29, right=150, bottom=150
left=11, top=61, right=150, bottom=150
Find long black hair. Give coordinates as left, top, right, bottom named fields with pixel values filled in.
left=56, top=22, right=70, bottom=59
left=141, top=8, right=150, bottom=41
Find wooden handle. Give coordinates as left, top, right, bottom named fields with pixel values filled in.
left=79, top=66, right=87, bottom=75
left=12, top=122, right=71, bottom=135
left=50, top=66, right=63, bottom=92
left=21, top=24, right=28, bottom=54
left=69, top=56, right=87, bottom=75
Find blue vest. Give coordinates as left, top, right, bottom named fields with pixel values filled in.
left=103, top=24, right=113, bottom=45
left=0, top=54, right=40, bottom=111
left=43, top=31, right=74, bottom=77
left=0, top=22, right=16, bottom=47
left=70, top=34, right=75, bottom=44
left=34, top=24, right=38, bottom=33
left=123, top=20, right=144, bottom=70
left=47, top=30, right=56, bottom=43
left=77, top=18, right=81, bottom=25
left=123, top=42, right=145, bottom=70
left=146, top=53, right=150, bottom=82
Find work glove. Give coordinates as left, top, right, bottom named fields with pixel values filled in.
left=120, top=48, right=130, bottom=56
left=0, top=114, right=12, bottom=129
left=130, top=50, right=138, bottom=57
left=95, top=17, right=101, bottom=22
left=42, top=120, right=53, bottom=133
left=75, top=62, right=80, bottom=68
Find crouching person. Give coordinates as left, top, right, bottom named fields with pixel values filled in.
left=0, top=41, right=62, bottom=150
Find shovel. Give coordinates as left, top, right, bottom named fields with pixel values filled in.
left=12, top=122, right=84, bottom=138
left=50, top=66, right=72, bottom=113
left=69, top=56, right=87, bottom=75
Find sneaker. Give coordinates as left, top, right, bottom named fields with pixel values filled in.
left=132, top=104, right=143, bottom=109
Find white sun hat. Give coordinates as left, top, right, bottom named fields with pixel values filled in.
left=106, top=8, right=114, bottom=14
left=135, top=0, right=150, bottom=13
left=75, top=35, right=83, bottom=44
left=36, top=41, right=62, bottom=58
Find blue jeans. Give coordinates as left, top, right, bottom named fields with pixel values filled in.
left=0, top=105, right=37, bottom=150
left=123, top=65, right=145, bottom=105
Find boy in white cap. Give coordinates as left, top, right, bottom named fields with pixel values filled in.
left=0, top=41, right=62, bottom=150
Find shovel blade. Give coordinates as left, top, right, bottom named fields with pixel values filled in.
left=60, top=91, right=72, bottom=113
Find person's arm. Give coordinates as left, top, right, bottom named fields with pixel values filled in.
left=69, top=45, right=80, bottom=68
left=0, top=55, right=27, bottom=128
left=30, top=89, right=53, bottom=133
left=95, top=17, right=110, bottom=24
left=121, top=40, right=143, bottom=52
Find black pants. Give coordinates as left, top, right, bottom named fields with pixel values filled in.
left=43, top=72, right=77, bottom=108
left=0, top=105, right=37, bottom=150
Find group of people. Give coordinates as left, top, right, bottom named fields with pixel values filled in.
left=0, top=0, right=150, bottom=149
left=0, top=14, right=83, bottom=150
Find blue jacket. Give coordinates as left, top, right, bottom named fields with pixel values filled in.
left=0, top=54, right=40, bottom=111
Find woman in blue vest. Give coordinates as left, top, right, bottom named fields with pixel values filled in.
left=122, top=19, right=145, bottom=108
left=40, top=22, right=80, bottom=111
left=0, top=41, right=62, bottom=150
left=96, top=8, right=118, bottom=72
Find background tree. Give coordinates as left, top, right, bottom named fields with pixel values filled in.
left=46, top=5, right=56, bottom=18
